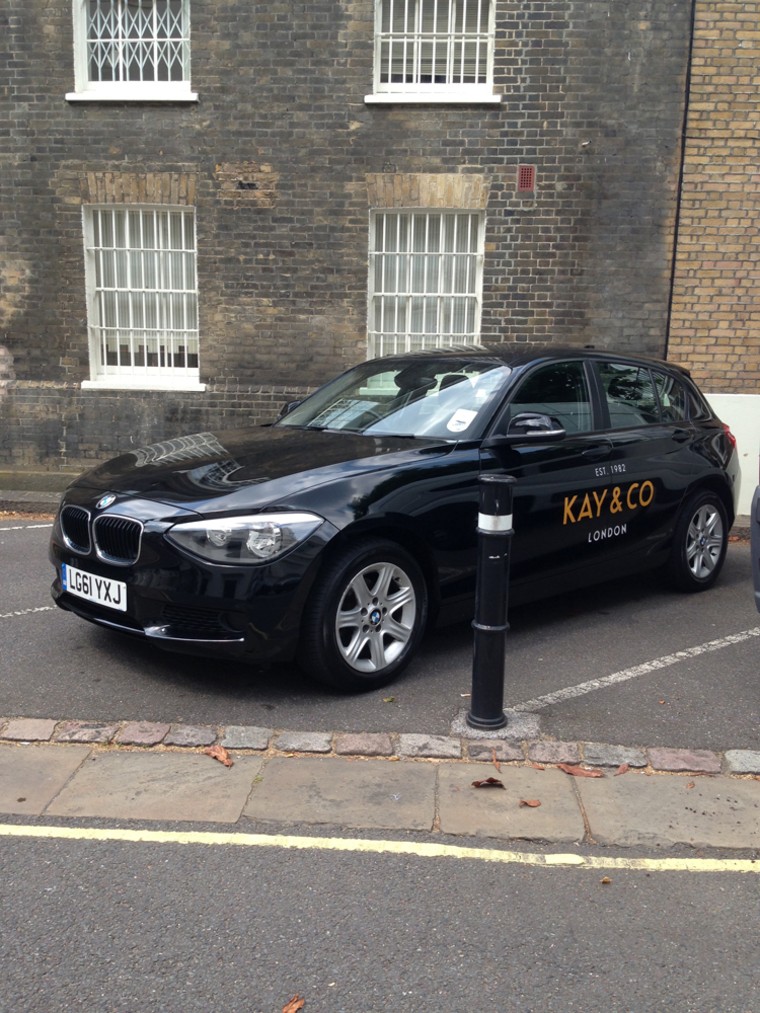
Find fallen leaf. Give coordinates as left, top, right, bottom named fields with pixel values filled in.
left=492, top=748, right=501, bottom=772
left=471, top=776, right=505, bottom=789
left=614, top=763, right=630, bottom=776
left=204, top=744, right=233, bottom=768
left=686, top=781, right=695, bottom=790
left=600, top=876, right=612, bottom=885
left=283, top=996, right=305, bottom=1013
left=557, top=764, right=604, bottom=778
left=383, top=696, right=395, bottom=704
left=519, top=799, right=541, bottom=808
left=528, top=762, right=546, bottom=770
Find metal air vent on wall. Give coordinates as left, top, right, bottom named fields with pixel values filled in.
left=517, top=165, right=536, bottom=192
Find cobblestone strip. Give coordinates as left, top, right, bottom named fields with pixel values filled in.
left=1, top=717, right=758, bottom=777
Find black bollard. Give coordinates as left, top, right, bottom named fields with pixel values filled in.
left=467, top=474, right=516, bottom=730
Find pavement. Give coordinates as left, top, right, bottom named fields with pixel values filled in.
left=2, top=474, right=758, bottom=853
left=1, top=719, right=759, bottom=851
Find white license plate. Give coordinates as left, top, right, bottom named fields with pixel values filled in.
left=62, top=563, right=127, bottom=612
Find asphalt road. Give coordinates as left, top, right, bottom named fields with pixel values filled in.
left=2, top=520, right=758, bottom=752
left=3, top=827, right=759, bottom=1012
left=3, top=519, right=760, bottom=1013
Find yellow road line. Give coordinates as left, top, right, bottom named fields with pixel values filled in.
left=0, top=822, right=757, bottom=874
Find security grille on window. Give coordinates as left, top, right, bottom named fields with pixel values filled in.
left=369, top=211, right=483, bottom=358
left=69, top=0, right=195, bottom=100
left=83, top=207, right=199, bottom=387
left=374, top=0, right=494, bottom=95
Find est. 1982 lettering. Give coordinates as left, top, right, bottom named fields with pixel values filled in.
left=594, top=462, right=627, bottom=478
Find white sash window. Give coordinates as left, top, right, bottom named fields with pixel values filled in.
left=83, top=206, right=201, bottom=390
left=369, top=211, right=483, bottom=358
left=367, top=0, right=499, bottom=104
left=68, top=0, right=196, bottom=101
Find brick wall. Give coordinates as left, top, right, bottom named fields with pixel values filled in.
left=0, top=382, right=309, bottom=469
left=668, top=0, right=760, bottom=392
left=2, top=1, right=694, bottom=469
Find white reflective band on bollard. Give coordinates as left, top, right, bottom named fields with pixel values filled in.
left=478, top=512, right=513, bottom=533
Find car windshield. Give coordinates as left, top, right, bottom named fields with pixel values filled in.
left=276, top=357, right=512, bottom=439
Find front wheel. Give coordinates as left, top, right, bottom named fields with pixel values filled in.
left=667, top=490, right=729, bottom=592
left=298, top=539, right=428, bottom=692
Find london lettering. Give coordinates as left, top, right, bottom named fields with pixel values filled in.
left=588, top=523, right=627, bottom=543
left=563, top=480, right=655, bottom=526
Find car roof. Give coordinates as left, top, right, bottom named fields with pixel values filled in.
left=379, top=344, right=691, bottom=377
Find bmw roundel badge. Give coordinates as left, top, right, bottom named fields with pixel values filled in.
left=96, top=493, right=116, bottom=510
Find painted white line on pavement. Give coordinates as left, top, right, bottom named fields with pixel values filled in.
left=512, top=626, right=760, bottom=713
left=0, top=524, right=54, bottom=531
left=0, top=607, right=55, bottom=620
left=0, top=823, right=758, bottom=874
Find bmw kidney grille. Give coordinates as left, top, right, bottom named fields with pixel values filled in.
left=60, top=505, right=91, bottom=554
left=61, top=506, right=142, bottom=564
left=93, top=514, right=143, bottom=564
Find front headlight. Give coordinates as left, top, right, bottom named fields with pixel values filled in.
left=166, top=512, right=324, bottom=564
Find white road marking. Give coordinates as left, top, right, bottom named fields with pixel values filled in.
left=0, top=524, right=54, bottom=531
left=0, top=607, right=55, bottom=620
left=0, top=823, right=757, bottom=874
left=512, top=626, right=760, bottom=712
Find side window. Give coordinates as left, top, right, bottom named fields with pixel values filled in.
left=506, top=361, right=593, bottom=434
left=599, top=362, right=659, bottom=429
left=652, top=370, right=689, bottom=422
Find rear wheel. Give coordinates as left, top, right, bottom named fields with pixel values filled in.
left=298, top=539, right=428, bottom=692
left=667, top=490, right=729, bottom=592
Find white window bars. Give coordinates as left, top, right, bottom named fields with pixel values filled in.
left=369, top=211, right=483, bottom=358
left=69, top=0, right=195, bottom=100
left=84, top=206, right=200, bottom=387
left=373, top=0, right=494, bottom=96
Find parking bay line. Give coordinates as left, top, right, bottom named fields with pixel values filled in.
left=0, top=823, right=758, bottom=875
left=0, top=606, right=55, bottom=620
left=0, top=523, right=54, bottom=531
left=511, top=626, right=760, bottom=713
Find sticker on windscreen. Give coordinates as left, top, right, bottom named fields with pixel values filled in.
left=447, top=409, right=477, bottom=433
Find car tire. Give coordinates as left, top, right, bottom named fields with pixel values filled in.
left=297, top=539, right=428, bottom=692
left=667, top=490, right=729, bottom=592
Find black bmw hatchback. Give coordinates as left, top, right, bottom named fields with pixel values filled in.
left=50, top=347, right=740, bottom=691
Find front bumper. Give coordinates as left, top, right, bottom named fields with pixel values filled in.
left=49, top=495, right=337, bottom=664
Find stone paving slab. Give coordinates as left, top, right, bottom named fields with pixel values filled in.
left=576, top=772, right=760, bottom=849
left=0, top=744, right=90, bottom=816
left=725, top=750, right=760, bottom=775
left=46, top=752, right=265, bottom=823
left=438, top=763, right=585, bottom=843
left=243, top=756, right=437, bottom=831
left=2, top=718, right=59, bottom=742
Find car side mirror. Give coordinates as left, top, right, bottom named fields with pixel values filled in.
left=483, top=412, right=567, bottom=447
left=279, top=399, right=302, bottom=418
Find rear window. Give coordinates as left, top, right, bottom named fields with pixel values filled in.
left=651, top=369, right=690, bottom=422
left=598, top=362, right=659, bottom=428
